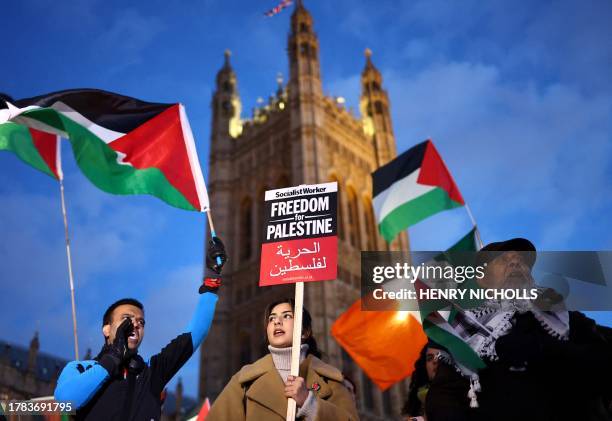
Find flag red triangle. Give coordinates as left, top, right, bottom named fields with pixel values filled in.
left=417, top=140, right=464, bottom=205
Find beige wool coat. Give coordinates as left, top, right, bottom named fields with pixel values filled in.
left=207, top=353, right=359, bottom=421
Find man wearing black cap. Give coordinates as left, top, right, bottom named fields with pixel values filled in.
left=425, top=238, right=612, bottom=421
left=476, top=238, right=536, bottom=290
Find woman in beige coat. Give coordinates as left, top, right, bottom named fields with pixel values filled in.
left=207, top=298, right=359, bottom=421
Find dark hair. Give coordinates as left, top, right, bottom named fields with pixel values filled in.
left=102, top=298, right=144, bottom=326
left=263, top=298, right=322, bottom=359
left=402, top=344, right=430, bottom=417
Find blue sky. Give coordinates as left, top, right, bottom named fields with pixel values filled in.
left=2, top=0, right=611, bottom=398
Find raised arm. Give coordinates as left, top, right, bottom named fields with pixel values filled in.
left=149, top=236, right=227, bottom=388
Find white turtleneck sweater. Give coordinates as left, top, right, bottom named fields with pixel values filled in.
left=268, top=344, right=318, bottom=420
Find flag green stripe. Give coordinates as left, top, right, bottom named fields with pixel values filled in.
left=0, top=122, right=56, bottom=178
left=21, top=108, right=196, bottom=211
left=423, top=319, right=486, bottom=371
left=378, top=187, right=463, bottom=242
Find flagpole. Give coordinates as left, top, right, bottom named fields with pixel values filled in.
left=464, top=203, right=484, bottom=250
left=59, top=178, right=80, bottom=361
left=205, top=210, right=224, bottom=267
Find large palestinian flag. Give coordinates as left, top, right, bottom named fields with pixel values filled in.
left=372, top=139, right=464, bottom=242
left=0, top=89, right=208, bottom=211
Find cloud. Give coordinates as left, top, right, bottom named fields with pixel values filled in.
left=96, top=9, right=166, bottom=54
left=93, top=9, right=167, bottom=74
left=0, top=166, right=168, bottom=356
left=137, top=263, right=203, bottom=396
left=327, top=56, right=612, bottom=249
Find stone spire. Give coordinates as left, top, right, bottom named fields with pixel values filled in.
left=359, top=48, right=396, bottom=166
left=27, top=331, right=39, bottom=374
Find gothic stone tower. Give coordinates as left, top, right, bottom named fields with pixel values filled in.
left=200, top=2, right=410, bottom=419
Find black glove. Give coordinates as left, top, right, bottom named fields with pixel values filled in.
left=200, top=237, right=226, bottom=294
left=98, top=318, right=135, bottom=376
left=206, top=236, right=227, bottom=274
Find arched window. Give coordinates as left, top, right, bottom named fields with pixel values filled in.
left=330, top=176, right=345, bottom=242
left=240, top=197, right=253, bottom=260
left=346, top=188, right=362, bottom=249
left=363, top=198, right=377, bottom=250
left=257, top=187, right=269, bottom=248
left=362, top=373, right=375, bottom=410
left=300, top=43, right=310, bottom=57
left=382, top=389, right=393, bottom=416
left=375, top=101, right=384, bottom=114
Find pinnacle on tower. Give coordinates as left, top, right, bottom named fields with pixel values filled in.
left=27, top=331, right=40, bottom=373
left=276, top=72, right=284, bottom=97
left=212, top=49, right=242, bottom=138
left=223, top=49, right=232, bottom=69
left=363, top=48, right=380, bottom=76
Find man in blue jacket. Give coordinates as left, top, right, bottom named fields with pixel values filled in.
left=55, top=237, right=227, bottom=420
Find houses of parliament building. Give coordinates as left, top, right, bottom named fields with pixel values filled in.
left=200, top=2, right=410, bottom=419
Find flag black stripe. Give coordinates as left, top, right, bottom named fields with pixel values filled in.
left=15, top=89, right=173, bottom=134
left=372, top=140, right=428, bottom=197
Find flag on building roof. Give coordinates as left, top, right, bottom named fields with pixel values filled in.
left=372, top=139, right=464, bottom=243
left=264, top=0, right=292, bottom=17
left=1, top=89, right=208, bottom=212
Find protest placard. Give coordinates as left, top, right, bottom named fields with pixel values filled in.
left=259, top=182, right=338, bottom=286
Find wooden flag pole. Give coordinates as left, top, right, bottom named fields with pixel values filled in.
left=286, top=281, right=304, bottom=421
left=206, top=209, right=217, bottom=237
left=465, top=203, right=484, bottom=250
left=59, top=178, right=80, bottom=361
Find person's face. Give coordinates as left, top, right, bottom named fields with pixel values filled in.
left=266, top=303, right=295, bottom=348
left=102, top=304, right=145, bottom=350
left=425, top=347, right=441, bottom=381
left=479, top=251, right=533, bottom=289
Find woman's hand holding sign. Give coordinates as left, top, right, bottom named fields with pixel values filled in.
left=284, top=375, right=309, bottom=407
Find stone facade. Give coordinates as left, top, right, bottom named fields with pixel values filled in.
left=0, top=334, right=63, bottom=402
left=199, top=2, right=410, bottom=419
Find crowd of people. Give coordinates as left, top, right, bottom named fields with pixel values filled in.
left=53, top=236, right=611, bottom=420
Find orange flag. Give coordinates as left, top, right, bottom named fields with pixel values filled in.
left=331, top=298, right=428, bottom=390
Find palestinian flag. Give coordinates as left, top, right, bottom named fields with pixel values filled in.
left=372, top=139, right=464, bottom=242
left=0, top=122, right=62, bottom=180
left=0, top=89, right=208, bottom=211
left=415, top=280, right=486, bottom=373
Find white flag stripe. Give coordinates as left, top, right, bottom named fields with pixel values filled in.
left=372, top=168, right=436, bottom=222
left=51, top=102, right=125, bottom=143
left=179, top=104, right=209, bottom=212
